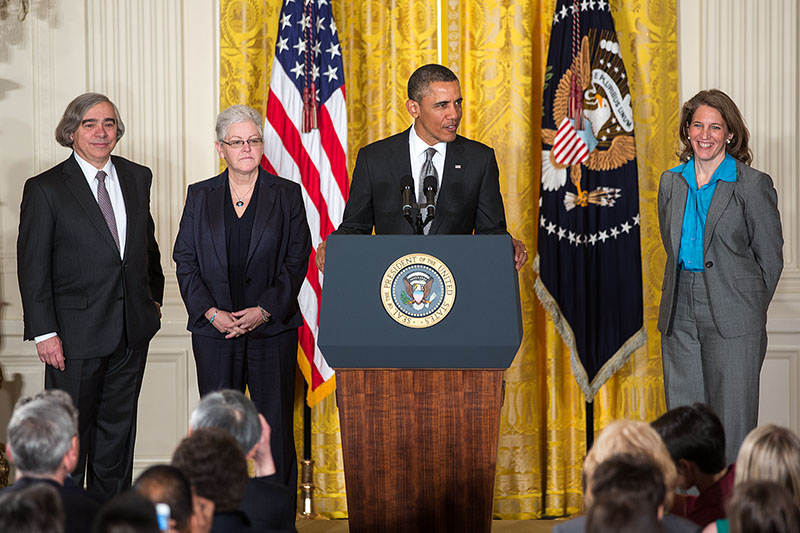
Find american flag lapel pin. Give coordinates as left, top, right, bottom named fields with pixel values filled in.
left=455, top=164, right=462, bottom=169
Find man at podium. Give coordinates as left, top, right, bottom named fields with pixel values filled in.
left=315, top=63, right=527, bottom=272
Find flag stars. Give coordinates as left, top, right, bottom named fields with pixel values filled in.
left=329, top=19, right=338, bottom=35
left=316, top=16, right=326, bottom=32
left=598, top=0, right=607, bottom=9
left=589, top=233, right=598, bottom=245
left=559, top=5, right=569, bottom=19
left=313, top=41, right=321, bottom=56
left=326, top=42, right=341, bottom=59
left=621, top=221, right=632, bottom=233
left=633, top=214, right=641, bottom=225
left=598, top=231, right=609, bottom=243
left=546, top=222, right=557, bottom=235
left=324, top=65, right=339, bottom=82
left=557, top=227, right=567, bottom=240
left=299, top=14, right=312, bottom=30
left=280, top=13, right=292, bottom=30
left=540, top=215, right=547, bottom=227
left=293, top=39, right=306, bottom=54
left=276, top=37, right=289, bottom=54
left=290, top=61, right=304, bottom=79
left=568, top=231, right=576, bottom=244
left=312, top=63, right=320, bottom=81
left=581, top=0, right=590, bottom=10
left=610, top=227, right=620, bottom=239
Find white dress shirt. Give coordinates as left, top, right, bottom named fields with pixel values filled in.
left=408, top=126, right=447, bottom=198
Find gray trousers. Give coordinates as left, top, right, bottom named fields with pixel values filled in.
left=661, top=270, right=766, bottom=464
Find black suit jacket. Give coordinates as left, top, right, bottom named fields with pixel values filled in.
left=17, top=154, right=164, bottom=358
left=1, top=477, right=100, bottom=533
left=173, top=167, right=311, bottom=337
left=241, top=476, right=296, bottom=532
left=335, top=128, right=508, bottom=235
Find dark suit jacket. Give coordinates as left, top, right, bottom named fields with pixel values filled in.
left=657, top=160, right=783, bottom=338
left=1, top=477, right=100, bottom=533
left=334, top=128, right=508, bottom=235
left=173, top=167, right=311, bottom=337
left=17, top=154, right=164, bottom=357
left=241, top=476, right=296, bottom=532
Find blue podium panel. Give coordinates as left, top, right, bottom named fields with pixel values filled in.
left=318, top=234, right=522, bottom=369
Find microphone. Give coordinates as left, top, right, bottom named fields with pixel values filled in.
left=423, top=175, right=437, bottom=217
left=400, top=175, right=414, bottom=217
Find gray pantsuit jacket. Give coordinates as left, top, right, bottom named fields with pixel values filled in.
left=657, top=160, right=783, bottom=338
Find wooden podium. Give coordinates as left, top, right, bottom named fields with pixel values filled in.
left=319, top=235, right=522, bottom=532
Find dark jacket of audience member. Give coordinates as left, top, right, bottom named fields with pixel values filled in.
left=587, top=492, right=663, bottom=533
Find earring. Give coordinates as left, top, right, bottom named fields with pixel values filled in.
left=726, top=138, right=731, bottom=144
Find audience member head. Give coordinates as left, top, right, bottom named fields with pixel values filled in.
left=727, top=480, right=800, bottom=533
left=583, top=419, right=677, bottom=511
left=734, top=424, right=800, bottom=506
left=0, top=482, right=65, bottom=533
left=652, top=403, right=727, bottom=488
left=92, top=491, right=159, bottom=533
left=586, top=492, right=663, bottom=533
left=189, top=389, right=261, bottom=453
left=590, top=453, right=666, bottom=514
left=171, top=427, right=249, bottom=513
left=6, top=395, right=79, bottom=480
left=134, top=465, right=193, bottom=533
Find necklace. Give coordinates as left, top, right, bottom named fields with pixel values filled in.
left=230, top=178, right=257, bottom=207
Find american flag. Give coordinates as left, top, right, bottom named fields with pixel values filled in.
left=262, top=0, right=348, bottom=405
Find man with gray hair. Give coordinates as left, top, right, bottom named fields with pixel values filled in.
left=17, top=92, right=164, bottom=499
left=190, top=390, right=295, bottom=531
left=2, top=391, right=98, bottom=533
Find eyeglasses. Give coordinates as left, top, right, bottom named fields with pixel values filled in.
left=220, top=138, right=263, bottom=148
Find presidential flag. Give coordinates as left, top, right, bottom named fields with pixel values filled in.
left=262, top=0, right=348, bottom=405
left=535, top=0, right=645, bottom=401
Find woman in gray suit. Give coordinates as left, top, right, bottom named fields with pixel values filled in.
left=657, top=90, right=783, bottom=464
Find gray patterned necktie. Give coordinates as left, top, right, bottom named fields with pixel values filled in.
left=419, top=147, right=438, bottom=234
left=96, top=170, right=120, bottom=251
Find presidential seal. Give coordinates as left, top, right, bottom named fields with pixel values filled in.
left=380, top=253, right=456, bottom=328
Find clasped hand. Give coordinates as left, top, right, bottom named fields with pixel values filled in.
left=208, top=307, right=264, bottom=339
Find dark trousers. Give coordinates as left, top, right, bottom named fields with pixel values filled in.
left=45, top=336, right=148, bottom=501
left=191, top=329, right=298, bottom=504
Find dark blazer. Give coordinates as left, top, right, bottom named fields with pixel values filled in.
left=334, top=128, right=508, bottom=235
left=241, top=476, right=296, bottom=532
left=1, top=477, right=100, bottom=533
left=657, top=160, right=783, bottom=338
left=173, top=167, right=311, bottom=337
left=17, top=155, right=164, bottom=357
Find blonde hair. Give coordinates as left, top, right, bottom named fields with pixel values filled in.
left=735, top=424, right=800, bottom=506
left=583, top=420, right=677, bottom=511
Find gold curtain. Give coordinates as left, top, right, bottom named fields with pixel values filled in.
left=218, top=0, right=678, bottom=519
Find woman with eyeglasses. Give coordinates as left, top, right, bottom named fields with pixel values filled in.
left=173, top=104, right=311, bottom=499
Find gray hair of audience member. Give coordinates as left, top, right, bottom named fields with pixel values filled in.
left=0, top=482, right=66, bottom=533
left=92, top=491, right=159, bottom=533
left=215, top=105, right=263, bottom=143
left=586, top=492, right=663, bottom=533
left=189, top=389, right=261, bottom=452
left=727, top=480, right=800, bottom=533
left=15, top=389, right=79, bottom=435
left=134, top=465, right=193, bottom=533
left=7, top=397, right=77, bottom=474
left=55, top=92, right=126, bottom=147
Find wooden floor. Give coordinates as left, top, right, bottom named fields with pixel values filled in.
left=296, top=518, right=561, bottom=532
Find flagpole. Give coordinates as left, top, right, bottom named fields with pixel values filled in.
left=585, top=401, right=594, bottom=451
left=298, top=381, right=323, bottom=519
